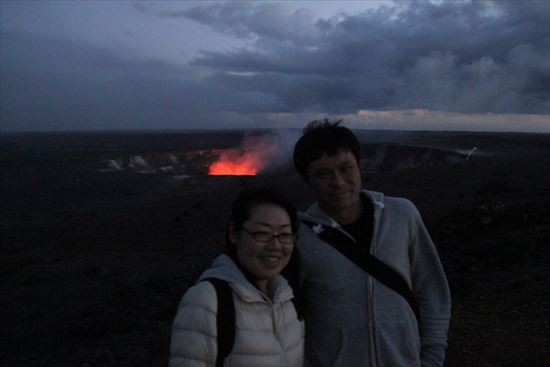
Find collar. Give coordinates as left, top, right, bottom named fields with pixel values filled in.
left=299, top=190, right=385, bottom=227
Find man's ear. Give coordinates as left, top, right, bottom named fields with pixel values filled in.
left=228, top=222, right=239, bottom=244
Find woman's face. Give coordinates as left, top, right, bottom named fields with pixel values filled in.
left=230, top=203, right=294, bottom=291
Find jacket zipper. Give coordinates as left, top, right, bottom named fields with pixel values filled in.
left=336, top=215, right=379, bottom=367
left=307, top=192, right=383, bottom=366
left=271, top=302, right=288, bottom=367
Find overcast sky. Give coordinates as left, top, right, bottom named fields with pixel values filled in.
left=1, top=0, right=549, bottom=132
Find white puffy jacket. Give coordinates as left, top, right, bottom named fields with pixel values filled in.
left=169, top=254, right=304, bottom=367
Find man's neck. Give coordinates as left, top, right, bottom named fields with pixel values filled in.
left=322, top=200, right=363, bottom=226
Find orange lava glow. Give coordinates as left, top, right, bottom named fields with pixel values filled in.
left=208, top=150, right=260, bottom=176
left=208, top=161, right=257, bottom=175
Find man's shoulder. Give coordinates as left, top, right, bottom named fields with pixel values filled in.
left=363, top=190, right=417, bottom=210
left=383, top=195, right=417, bottom=210
left=362, top=190, right=422, bottom=224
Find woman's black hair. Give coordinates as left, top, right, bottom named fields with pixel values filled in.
left=225, top=187, right=298, bottom=257
left=225, top=187, right=303, bottom=308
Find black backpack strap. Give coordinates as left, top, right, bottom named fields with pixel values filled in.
left=291, top=296, right=304, bottom=321
left=281, top=253, right=305, bottom=321
left=203, top=278, right=235, bottom=367
left=303, top=221, right=420, bottom=319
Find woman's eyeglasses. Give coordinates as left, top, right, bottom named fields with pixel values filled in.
left=241, top=227, right=296, bottom=245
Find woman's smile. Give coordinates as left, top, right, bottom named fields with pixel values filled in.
left=231, top=203, right=295, bottom=291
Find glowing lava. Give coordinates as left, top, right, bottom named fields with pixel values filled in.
left=208, top=149, right=260, bottom=176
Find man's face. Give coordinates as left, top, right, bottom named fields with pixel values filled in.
left=306, top=150, right=362, bottom=216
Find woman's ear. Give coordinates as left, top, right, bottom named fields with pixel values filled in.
left=228, top=222, right=239, bottom=244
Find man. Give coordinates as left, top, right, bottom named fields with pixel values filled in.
left=293, top=120, right=451, bottom=367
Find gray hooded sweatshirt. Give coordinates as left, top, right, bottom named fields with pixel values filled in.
left=297, top=190, right=451, bottom=367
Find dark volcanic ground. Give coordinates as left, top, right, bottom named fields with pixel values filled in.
left=1, top=130, right=549, bottom=366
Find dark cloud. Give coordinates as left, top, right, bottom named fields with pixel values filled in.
left=1, top=31, right=182, bottom=77
left=0, top=31, right=248, bottom=130
left=184, top=0, right=549, bottom=115
left=165, top=1, right=318, bottom=45
left=1, top=0, right=548, bottom=132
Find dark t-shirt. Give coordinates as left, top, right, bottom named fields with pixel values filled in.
left=341, top=196, right=374, bottom=252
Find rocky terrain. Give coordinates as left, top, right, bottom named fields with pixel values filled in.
left=1, top=130, right=548, bottom=366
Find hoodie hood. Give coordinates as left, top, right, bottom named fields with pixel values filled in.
left=198, top=254, right=294, bottom=304
left=298, top=190, right=386, bottom=227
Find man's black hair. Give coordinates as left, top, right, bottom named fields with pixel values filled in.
left=293, top=119, right=362, bottom=179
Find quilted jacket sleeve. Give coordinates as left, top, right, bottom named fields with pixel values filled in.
left=169, top=282, right=218, bottom=367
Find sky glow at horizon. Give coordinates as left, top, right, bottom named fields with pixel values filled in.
left=1, top=0, right=548, bottom=132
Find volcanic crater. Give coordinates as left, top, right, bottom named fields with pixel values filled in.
left=97, top=144, right=473, bottom=178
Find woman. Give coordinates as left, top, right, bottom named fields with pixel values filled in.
left=169, top=188, right=304, bottom=367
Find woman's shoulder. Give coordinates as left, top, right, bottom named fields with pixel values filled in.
left=170, top=282, right=219, bottom=365
left=177, top=280, right=218, bottom=314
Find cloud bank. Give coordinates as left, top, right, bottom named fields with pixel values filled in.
left=182, top=1, right=549, bottom=115
left=0, top=0, right=548, bottom=131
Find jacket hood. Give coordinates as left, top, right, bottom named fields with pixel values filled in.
left=298, top=190, right=386, bottom=227
left=198, top=254, right=294, bottom=304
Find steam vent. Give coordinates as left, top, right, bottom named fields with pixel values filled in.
left=98, top=144, right=472, bottom=178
